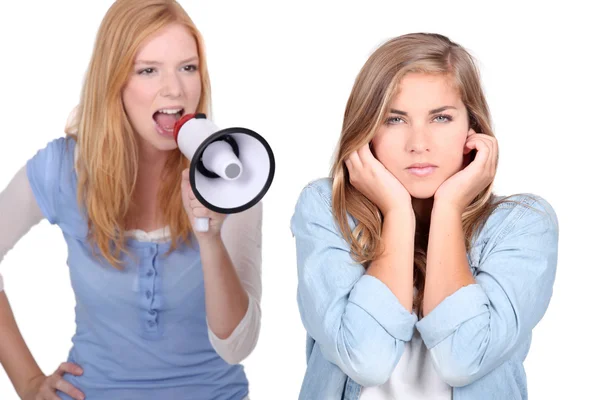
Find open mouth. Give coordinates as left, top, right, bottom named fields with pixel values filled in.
left=153, top=108, right=183, bottom=137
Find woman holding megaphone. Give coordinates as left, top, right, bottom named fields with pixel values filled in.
left=0, top=1, right=271, bottom=399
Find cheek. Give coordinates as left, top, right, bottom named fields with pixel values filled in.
left=122, top=81, right=154, bottom=116
left=445, top=138, right=469, bottom=172
left=371, top=129, right=399, bottom=162
left=186, top=77, right=202, bottom=105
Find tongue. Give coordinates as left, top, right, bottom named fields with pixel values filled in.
left=154, top=113, right=179, bottom=131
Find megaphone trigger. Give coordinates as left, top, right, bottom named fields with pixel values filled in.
left=194, top=217, right=210, bottom=232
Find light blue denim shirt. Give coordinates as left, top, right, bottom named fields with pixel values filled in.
left=290, top=178, right=558, bottom=400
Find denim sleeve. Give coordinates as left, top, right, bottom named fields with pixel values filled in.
left=415, top=197, right=559, bottom=387
left=25, top=137, right=67, bottom=225
left=291, top=183, right=418, bottom=387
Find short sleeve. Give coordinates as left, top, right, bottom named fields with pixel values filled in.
left=25, top=137, right=69, bottom=225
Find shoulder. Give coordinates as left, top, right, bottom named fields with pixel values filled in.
left=295, top=177, right=334, bottom=207
left=477, top=193, right=558, bottom=246
left=25, top=135, right=81, bottom=230
left=290, top=177, right=336, bottom=231
left=27, top=136, right=76, bottom=173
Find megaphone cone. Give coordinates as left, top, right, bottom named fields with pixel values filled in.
left=173, top=113, right=275, bottom=232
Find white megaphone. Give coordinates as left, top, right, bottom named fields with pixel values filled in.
left=173, top=113, right=275, bottom=232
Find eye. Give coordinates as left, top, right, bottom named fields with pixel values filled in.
left=385, top=116, right=405, bottom=125
left=137, top=67, right=155, bottom=75
left=182, top=64, right=198, bottom=72
left=433, top=114, right=453, bottom=123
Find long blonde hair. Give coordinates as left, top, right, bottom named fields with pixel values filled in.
left=331, top=33, right=507, bottom=316
left=65, top=0, right=211, bottom=269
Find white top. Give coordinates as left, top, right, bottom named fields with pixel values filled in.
left=359, top=312, right=452, bottom=399
left=0, top=162, right=262, bottom=365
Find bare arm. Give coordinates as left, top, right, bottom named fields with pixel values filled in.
left=206, top=203, right=262, bottom=364
left=196, top=204, right=262, bottom=344
left=0, top=166, right=45, bottom=397
left=422, top=205, right=475, bottom=316
left=366, top=208, right=416, bottom=311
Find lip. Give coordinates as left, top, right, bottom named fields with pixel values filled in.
left=406, top=163, right=437, bottom=177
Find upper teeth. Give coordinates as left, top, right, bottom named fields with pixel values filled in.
left=158, top=109, right=182, bottom=114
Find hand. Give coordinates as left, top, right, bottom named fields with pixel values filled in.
left=345, top=143, right=413, bottom=217
left=181, top=169, right=227, bottom=238
left=434, top=129, right=498, bottom=213
left=24, top=362, right=85, bottom=400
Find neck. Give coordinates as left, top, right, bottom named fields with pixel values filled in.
left=125, top=141, right=171, bottom=231
left=412, top=197, right=434, bottom=226
left=138, top=140, right=170, bottom=172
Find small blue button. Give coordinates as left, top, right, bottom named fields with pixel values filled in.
left=148, top=320, right=155, bottom=327
left=145, top=290, right=152, bottom=299
left=149, top=310, right=157, bottom=316
left=146, top=270, right=154, bottom=277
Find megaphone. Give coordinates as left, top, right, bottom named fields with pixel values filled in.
left=173, top=113, right=275, bottom=232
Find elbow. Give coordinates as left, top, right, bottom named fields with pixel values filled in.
left=213, top=333, right=258, bottom=365
left=332, top=338, right=404, bottom=387
left=429, top=348, right=481, bottom=387
left=434, top=364, right=478, bottom=387
left=224, top=331, right=260, bottom=365
left=220, top=350, right=247, bottom=366
left=347, top=361, right=396, bottom=387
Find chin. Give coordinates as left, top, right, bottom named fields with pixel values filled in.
left=137, top=125, right=179, bottom=152
left=150, top=138, right=178, bottom=152
left=403, top=183, right=437, bottom=199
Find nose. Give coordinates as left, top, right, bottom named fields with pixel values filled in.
left=160, top=71, right=183, bottom=99
left=405, top=124, right=430, bottom=154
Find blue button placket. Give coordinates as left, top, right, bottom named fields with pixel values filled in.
left=143, top=244, right=159, bottom=332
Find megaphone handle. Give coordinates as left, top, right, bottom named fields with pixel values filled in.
left=193, top=217, right=210, bottom=232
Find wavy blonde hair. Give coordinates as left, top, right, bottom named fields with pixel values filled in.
left=331, top=33, right=512, bottom=316
left=65, top=0, right=211, bottom=269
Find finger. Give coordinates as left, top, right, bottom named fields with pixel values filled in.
left=465, top=138, right=490, bottom=170
left=489, top=136, right=499, bottom=175
left=464, top=131, right=480, bottom=154
left=344, top=158, right=353, bottom=174
left=347, top=150, right=362, bottom=170
left=356, top=143, right=374, bottom=165
left=181, top=168, right=190, bottom=182
left=57, top=362, right=83, bottom=376
left=42, top=390, right=62, bottom=400
left=189, top=198, right=207, bottom=209
left=187, top=187, right=196, bottom=200
left=471, top=135, right=496, bottom=172
left=55, top=378, right=85, bottom=400
left=42, top=376, right=63, bottom=400
left=192, top=207, right=210, bottom=218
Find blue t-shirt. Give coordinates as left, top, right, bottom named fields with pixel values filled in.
left=26, top=136, right=248, bottom=399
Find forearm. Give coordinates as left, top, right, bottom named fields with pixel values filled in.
left=422, top=205, right=475, bottom=316
left=0, top=291, right=44, bottom=398
left=366, top=209, right=415, bottom=312
left=197, top=234, right=249, bottom=339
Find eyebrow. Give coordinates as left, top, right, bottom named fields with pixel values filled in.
left=134, top=56, right=199, bottom=65
left=390, top=106, right=457, bottom=116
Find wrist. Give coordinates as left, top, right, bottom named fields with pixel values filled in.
left=383, top=207, right=415, bottom=227
left=432, top=202, right=463, bottom=221
left=195, top=231, right=223, bottom=247
left=18, top=373, right=45, bottom=399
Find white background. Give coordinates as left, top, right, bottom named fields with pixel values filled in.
left=1, top=0, right=598, bottom=399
